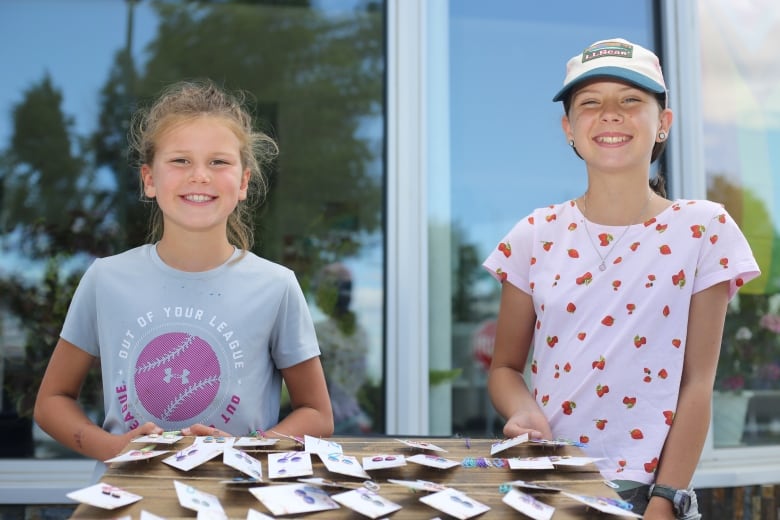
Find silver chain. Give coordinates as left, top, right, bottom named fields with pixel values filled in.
left=580, top=191, right=653, bottom=272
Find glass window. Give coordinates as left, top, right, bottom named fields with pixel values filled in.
left=0, top=0, right=386, bottom=460
left=699, top=0, right=780, bottom=448
left=427, top=0, right=658, bottom=435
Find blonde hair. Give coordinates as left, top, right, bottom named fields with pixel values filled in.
left=127, top=79, right=278, bottom=251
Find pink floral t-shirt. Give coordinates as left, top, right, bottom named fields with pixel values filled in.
left=483, top=199, right=760, bottom=482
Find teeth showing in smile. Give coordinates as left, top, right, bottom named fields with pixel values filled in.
left=596, top=136, right=628, bottom=144
left=184, top=194, right=213, bottom=202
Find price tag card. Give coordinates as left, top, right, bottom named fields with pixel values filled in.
left=502, top=489, right=555, bottom=520
left=304, top=435, right=343, bottom=456
left=507, top=456, right=555, bottom=470
left=561, top=492, right=642, bottom=517
left=267, top=451, right=313, bottom=479
left=387, top=479, right=449, bottom=493
left=222, top=447, right=263, bottom=481
left=234, top=436, right=278, bottom=447
left=407, top=453, right=460, bottom=469
left=66, top=483, right=142, bottom=510
left=319, top=452, right=370, bottom=479
left=490, top=433, right=529, bottom=455
left=549, top=455, right=603, bottom=466
left=173, top=480, right=225, bottom=516
left=362, top=454, right=406, bottom=471
left=133, top=433, right=183, bottom=444
left=246, top=509, right=276, bottom=520
left=162, top=445, right=222, bottom=471
left=395, top=439, right=447, bottom=452
left=419, top=488, right=490, bottom=519
left=332, top=488, right=402, bottom=519
left=104, top=448, right=170, bottom=463
left=249, top=483, right=340, bottom=516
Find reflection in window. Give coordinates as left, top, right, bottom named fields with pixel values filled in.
left=700, top=0, right=780, bottom=447
left=0, top=0, right=385, bottom=459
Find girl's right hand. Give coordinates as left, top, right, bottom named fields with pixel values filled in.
left=503, top=410, right=553, bottom=440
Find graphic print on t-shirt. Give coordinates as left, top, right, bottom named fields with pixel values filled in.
left=134, top=332, right=221, bottom=422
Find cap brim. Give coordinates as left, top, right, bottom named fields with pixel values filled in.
left=552, top=66, right=666, bottom=102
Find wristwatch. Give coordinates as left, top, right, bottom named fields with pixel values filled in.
left=648, top=483, right=693, bottom=515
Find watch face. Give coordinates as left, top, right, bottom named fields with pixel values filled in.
left=677, top=492, right=692, bottom=514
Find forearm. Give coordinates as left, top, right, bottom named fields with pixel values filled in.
left=34, top=395, right=127, bottom=461
left=270, top=405, right=334, bottom=439
left=654, top=380, right=713, bottom=488
left=488, top=365, right=536, bottom=419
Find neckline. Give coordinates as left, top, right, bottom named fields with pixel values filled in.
left=572, top=197, right=675, bottom=227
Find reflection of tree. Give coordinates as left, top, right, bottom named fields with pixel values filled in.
left=93, top=0, right=384, bottom=286
left=708, top=172, right=778, bottom=294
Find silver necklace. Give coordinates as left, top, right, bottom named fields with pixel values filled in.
left=580, top=191, right=653, bottom=272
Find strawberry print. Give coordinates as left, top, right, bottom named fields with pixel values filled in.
left=643, top=217, right=656, bottom=227
left=630, top=428, right=644, bottom=440
left=598, top=233, right=612, bottom=246
left=498, top=242, right=511, bottom=257
left=542, top=241, right=553, bottom=251
left=630, top=241, right=640, bottom=251
left=563, top=362, right=572, bottom=373
left=568, top=222, right=578, bottom=231
left=617, top=459, right=627, bottom=473
left=662, top=305, right=670, bottom=317
left=541, top=394, right=549, bottom=406
left=596, top=384, right=609, bottom=397
left=580, top=435, right=590, bottom=444
left=561, top=400, right=576, bottom=415
left=633, top=335, right=646, bottom=348
left=601, top=315, right=615, bottom=326
left=545, top=213, right=556, bottom=222
left=592, top=356, right=605, bottom=370
left=566, top=302, right=576, bottom=313
left=672, top=269, right=686, bottom=288
left=720, top=257, right=729, bottom=268
left=643, top=368, right=652, bottom=383
left=612, top=280, right=621, bottom=291
left=496, top=268, right=507, bottom=282
left=663, top=410, right=674, bottom=426
left=690, top=224, right=705, bottom=238
left=546, top=335, right=558, bottom=347
left=577, top=331, right=587, bottom=341
left=659, top=244, right=672, bottom=255
left=672, top=338, right=681, bottom=348
left=645, top=274, right=655, bottom=287
left=626, top=303, right=636, bottom=314
left=623, top=396, right=636, bottom=409
left=710, top=234, right=718, bottom=244
left=717, top=213, right=726, bottom=223
left=531, top=360, right=537, bottom=373
left=575, top=272, right=593, bottom=285
left=658, top=368, right=668, bottom=379
left=644, top=457, right=659, bottom=473
left=655, top=223, right=668, bottom=233
left=595, top=419, right=607, bottom=430
left=568, top=248, right=579, bottom=258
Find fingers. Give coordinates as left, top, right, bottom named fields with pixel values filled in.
left=181, top=424, right=229, bottom=437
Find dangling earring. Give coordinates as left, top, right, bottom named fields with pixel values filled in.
left=658, top=131, right=667, bottom=141
left=568, top=139, right=575, bottom=147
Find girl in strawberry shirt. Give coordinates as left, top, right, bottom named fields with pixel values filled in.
left=483, top=38, right=759, bottom=519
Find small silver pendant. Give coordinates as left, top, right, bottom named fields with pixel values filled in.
left=599, top=262, right=607, bottom=272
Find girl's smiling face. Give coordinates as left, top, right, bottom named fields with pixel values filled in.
left=562, top=79, right=672, bottom=172
left=141, top=116, right=250, bottom=238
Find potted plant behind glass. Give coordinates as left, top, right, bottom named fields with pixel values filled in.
left=714, top=293, right=780, bottom=446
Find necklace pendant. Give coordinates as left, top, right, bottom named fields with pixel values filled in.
left=598, top=262, right=607, bottom=272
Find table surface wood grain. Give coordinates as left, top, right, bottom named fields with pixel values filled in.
left=71, top=435, right=627, bottom=519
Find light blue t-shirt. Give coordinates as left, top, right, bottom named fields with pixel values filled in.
left=62, top=244, right=320, bottom=437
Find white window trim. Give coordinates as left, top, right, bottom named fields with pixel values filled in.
left=661, top=0, right=780, bottom=488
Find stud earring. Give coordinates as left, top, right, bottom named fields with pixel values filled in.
left=658, top=131, right=667, bottom=141
left=568, top=139, right=575, bottom=147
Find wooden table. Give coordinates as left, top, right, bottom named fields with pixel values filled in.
left=72, top=436, right=626, bottom=519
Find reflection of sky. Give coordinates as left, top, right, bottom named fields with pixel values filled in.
left=0, top=0, right=385, bottom=381
left=447, top=0, right=655, bottom=292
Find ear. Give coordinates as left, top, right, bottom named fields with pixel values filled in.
left=561, top=115, right=573, bottom=143
left=237, top=168, right=251, bottom=201
left=658, top=108, right=674, bottom=138
left=141, top=164, right=156, bottom=199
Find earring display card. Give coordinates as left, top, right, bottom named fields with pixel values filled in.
left=362, top=454, right=407, bottom=471
left=162, top=445, right=222, bottom=471
left=222, top=446, right=263, bottom=481
left=387, top=479, right=449, bottom=493
left=66, top=483, right=143, bottom=510
left=406, top=453, right=460, bottom=469
left=249, top=483, right=340, bottom=516
left=394, top=438, right=448, bottom=452
left=490, top=433, right=530, bottom=455
left=561, top=492, right=642, bottom=517
left=234, top=436, right=279, bottom=447
left=104, top=448, right=170, bottom=463
left=246, top=509, right=276, bottom=520
left=304, top=435, right=343, bottom=456
left=332, top=488, right=402, bottom=518
left=419, top=488, right=490, bottom=519
left=173, top=480, right=226, bottom=516
left=507, top=457, right=555, bottom=470
left=502, top=488, right=555, bottom=520
left=319, top=452, right=370, bottom=479
left=267, top=451, right=313, bottom=479
left=132, top=433, right=183, bottom=444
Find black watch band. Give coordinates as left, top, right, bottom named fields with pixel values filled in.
left=649, top=484, right=692, bottom=515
